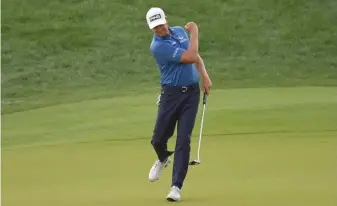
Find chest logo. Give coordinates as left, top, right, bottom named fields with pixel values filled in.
left=177, top=35, right=187, bottom=43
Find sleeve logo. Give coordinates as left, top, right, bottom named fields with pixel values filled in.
left=173, top=48, right=179, bottom=58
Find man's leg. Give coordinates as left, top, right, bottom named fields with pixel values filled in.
left=151, top=95, right=178, bottom=162
left=149, top=92, right=180, bottom=182
left=172, top=88, right=200, bottom=189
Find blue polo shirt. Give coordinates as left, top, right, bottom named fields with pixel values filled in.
left=150, top=26, right=199, bottom=86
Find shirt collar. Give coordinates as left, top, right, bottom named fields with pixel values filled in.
left=155, top=27, right=175, bottom=40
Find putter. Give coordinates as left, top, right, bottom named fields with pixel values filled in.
left=189, top=92, right=208, bottom=166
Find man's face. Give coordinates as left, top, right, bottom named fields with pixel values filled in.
left=152, top=23, right=169, bottom=36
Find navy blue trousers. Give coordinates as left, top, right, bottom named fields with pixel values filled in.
left=151, top=83, right=200, bottom=189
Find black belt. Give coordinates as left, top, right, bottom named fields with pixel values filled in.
left=161, top=83, right=199, bottom=94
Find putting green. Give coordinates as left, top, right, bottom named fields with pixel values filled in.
left=2, top=87, right=337, bottom=206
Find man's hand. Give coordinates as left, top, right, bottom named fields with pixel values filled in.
left=184, top=22, right=198, bottom=33
left=202, top=76, right=212, bottom=95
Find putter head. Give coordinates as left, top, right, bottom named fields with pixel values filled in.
left=189, top=160, right=200, bottom=165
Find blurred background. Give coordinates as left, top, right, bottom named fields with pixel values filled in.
left=2, top=0, right=336, bottom=113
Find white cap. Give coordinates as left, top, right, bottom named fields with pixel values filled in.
left=146, top=7, right=167, bottom=29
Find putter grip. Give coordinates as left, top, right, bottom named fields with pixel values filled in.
left=203, top=92, right=207, bottom=104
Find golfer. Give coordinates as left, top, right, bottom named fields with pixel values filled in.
left=146, top=7, right=212, bottom=201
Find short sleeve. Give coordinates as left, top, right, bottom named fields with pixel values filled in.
left=152, top=42, right=185, bottom=63
left=179, top=26, right=189, bottom=38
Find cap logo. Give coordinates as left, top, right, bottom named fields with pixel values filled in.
left=149, top=14, right=161, bottom=22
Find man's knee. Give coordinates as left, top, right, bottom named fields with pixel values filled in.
left=151, top=128, right=174, bottom=146
left=175, top=134, right=191, bottom=151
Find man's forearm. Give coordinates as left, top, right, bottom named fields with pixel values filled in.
left=195, top=54, right=212, bottom=94
left=188, top=29, right=199, bottom=57
left=195, top=55, right=209, bottom=79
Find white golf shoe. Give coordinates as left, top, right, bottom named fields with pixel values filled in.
left=148, top=158, right=171, bottom=182
left=166, top=186, right=181, bottom=202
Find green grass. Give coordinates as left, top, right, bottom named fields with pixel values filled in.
left=2, top=87, right=337, bottom=206
left=2, top=0, right=337, bottom=205
left=3, top=134, right=337, bottom=206
left=2, top=0, right=337, bottom=113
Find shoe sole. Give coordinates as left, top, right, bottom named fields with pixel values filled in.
left=167, top=197, right=180, bottom=202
